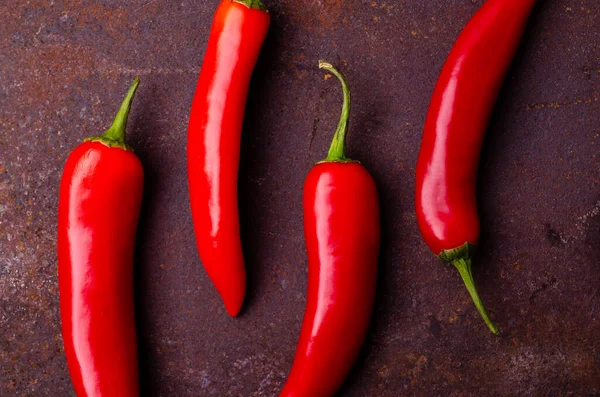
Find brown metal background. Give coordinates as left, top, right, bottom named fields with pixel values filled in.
left=1, top=0, right=600, bottom=396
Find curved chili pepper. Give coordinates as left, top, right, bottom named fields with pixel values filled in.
left=415, top=0, right=538, bottom=334
left=280, top=62, right=380, bottom=397
left=58, top=79, right=142, bottom=396
left=187, top=0, right=270, bottom=316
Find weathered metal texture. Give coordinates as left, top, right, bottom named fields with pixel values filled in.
left=1, top=0, right=599, bottom=395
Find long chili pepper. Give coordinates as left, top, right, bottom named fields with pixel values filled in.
left=280, top=61, right=380, bottom=397
left=58, top=79, right=143, bottom=396
left=187, top=0, right=270, bottom=316
left=415, top=0, right=538, bottom=334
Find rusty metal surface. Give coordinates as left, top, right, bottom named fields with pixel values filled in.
left=1, top=0, right=599, bottom=395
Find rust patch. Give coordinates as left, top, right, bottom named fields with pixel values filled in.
left=289, top=0, right=350, bottom=33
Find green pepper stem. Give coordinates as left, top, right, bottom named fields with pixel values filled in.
left=452, top=258, right=500, bottom=335
left=319, top=60, right=352, bottom=162
left=102, top=77, right=140, bottom=145
left=233, top=0, right=268, bottom=11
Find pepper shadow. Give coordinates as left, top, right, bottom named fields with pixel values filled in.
left=129, top=84, right=171, bottom=397
left=476, top=1, right=548, bottom=336
left=334, top=74, right=408, bottom=396
left=236, top=12, right=282, bottom=316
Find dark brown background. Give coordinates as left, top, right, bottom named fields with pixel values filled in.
left=1, top=0, right=599, bottom=396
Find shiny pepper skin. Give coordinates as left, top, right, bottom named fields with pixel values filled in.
left=280, top=62, right=381, bottom=397
left=187, top=0, right=270, bottom=316
left=415, top=0, right=538, bottom=334
left=58, top=79, right=143, bottom=397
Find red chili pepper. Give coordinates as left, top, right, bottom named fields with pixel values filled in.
left=58, top=79, right=142, bottom=396
left=415, top=0, right=538, bottom=334
left=280, top=62, right=380, bottom=397
left=187, top=0, right=270, bottom=316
